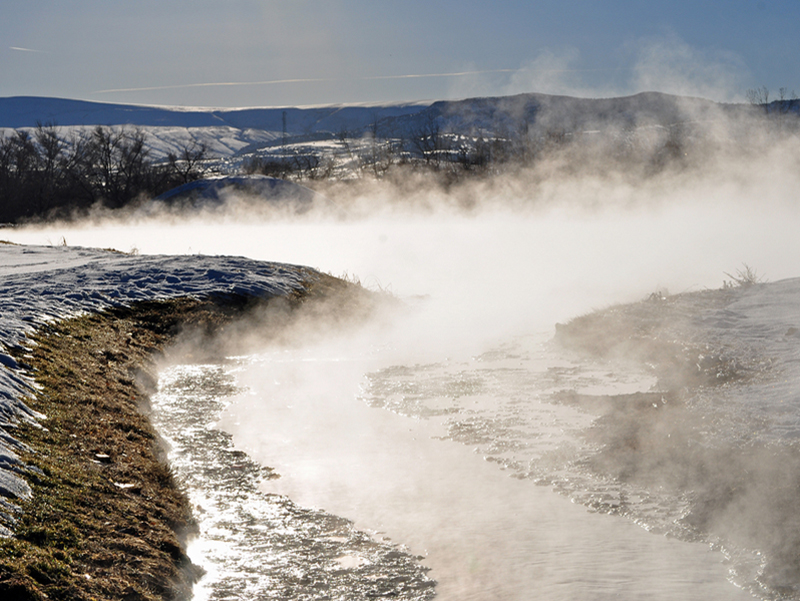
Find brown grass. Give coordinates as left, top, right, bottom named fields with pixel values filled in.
left=0, top=273, right=384, bottom=601
left=0, top=299, right=226, bottom=600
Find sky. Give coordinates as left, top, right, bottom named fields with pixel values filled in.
left=1, top=1, right=799, bottom=109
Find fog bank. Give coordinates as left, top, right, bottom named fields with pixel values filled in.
left=3, top=149, right=800, bottom=361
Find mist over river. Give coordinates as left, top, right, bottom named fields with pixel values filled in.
left=150, top=334, right=754, bottom=600
left=5, top=173, right=800, bottom=599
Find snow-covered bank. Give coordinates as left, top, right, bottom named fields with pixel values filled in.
left=0, top=243, right=319, bottom=535
left=554, top=278, right=800, bottom=595
left=556, top=278, right=800, bottom=446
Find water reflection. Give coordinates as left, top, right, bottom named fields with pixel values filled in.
left=151, top=364, right=435, bottom=601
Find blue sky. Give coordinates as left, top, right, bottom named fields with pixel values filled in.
left=1, top=1, right=798, bottom=108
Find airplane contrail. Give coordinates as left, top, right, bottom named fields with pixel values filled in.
left=9, top=46, right=48, bottom=53
left=93, top=78, right=341, bottom=94
left=91, top=67, right=624, bottom=95
left=91, top=69, right=520, bottom=95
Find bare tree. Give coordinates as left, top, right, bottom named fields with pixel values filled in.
left=0, top=131, right=38, bottom=219
left=409, top=112, right=449, bottom=168
left=0, top=124, right=218, bottom=221
left=746, top=86, right=799, bottom=133
left=361, top=116, right=398, bottom=177
left=80, top=126, right=150, bottom=207
left=167, top=140, right=209, bottom=184
left=746, top=86, right=770, bottom=113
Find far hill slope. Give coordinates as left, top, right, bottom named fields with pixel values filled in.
left=0, top=96, right=430, bottom=135
left=0, top=92, right=746, bottom=143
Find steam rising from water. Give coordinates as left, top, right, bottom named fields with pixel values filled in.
left=5, top=151, right=800, bottom=358
left=4, top=126, right=800, bottom=599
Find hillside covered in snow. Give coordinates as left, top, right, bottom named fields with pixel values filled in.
left=0, top=91, right=764, bottom=163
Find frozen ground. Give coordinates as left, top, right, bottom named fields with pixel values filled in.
left=0, top=243, right=317, bottom=535
left=2, top=241, right=800, bottom=598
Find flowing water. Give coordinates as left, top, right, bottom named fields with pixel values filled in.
left=9, top=188, right=800, bottom=600
left=151, top=330, right=756, bottom=600
left=151, top=363, right=435, bottom=601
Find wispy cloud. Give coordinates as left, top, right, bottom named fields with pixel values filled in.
left=91, top=69, right=518, bottom=95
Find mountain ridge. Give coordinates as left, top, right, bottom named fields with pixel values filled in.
left=0, top=91, right=741, bottom=135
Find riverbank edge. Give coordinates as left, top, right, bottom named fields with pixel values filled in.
left=553, top=282, right=800, bottom=595
left=0, top=273, right=375, bottom=601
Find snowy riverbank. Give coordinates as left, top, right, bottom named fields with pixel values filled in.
left=0, top=243, right=320, bottom=535
left=554, top=278, right=800, bottom=596
left=3, top=241, right=800, bottom=599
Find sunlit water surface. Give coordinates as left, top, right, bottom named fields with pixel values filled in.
left=152, top=332, right=754, bottom=601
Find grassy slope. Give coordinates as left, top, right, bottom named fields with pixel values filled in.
left=0, top=273, right=381, bottom=601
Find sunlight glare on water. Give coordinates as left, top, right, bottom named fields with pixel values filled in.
left=151, top=364, right=435, bottom=601
left=203, top=333, right=753, bottom=601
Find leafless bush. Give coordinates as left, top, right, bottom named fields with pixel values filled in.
left=723, top=264, right=765, bottom=288
left=0, top=124, right=211, bottom=222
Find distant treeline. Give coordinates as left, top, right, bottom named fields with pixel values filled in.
left=1, top=99, right=798, bottom=223
left=0, top=124, right=207, bottom=223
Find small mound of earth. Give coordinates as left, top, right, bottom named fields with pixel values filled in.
left=154, top=175, right=320, bottom=212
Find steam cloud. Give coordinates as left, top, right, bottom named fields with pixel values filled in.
left=3, top=95, right=800, bottom=599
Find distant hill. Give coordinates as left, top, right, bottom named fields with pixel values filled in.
left=0, top=92, right=770, bottom=165
left=0, top=96, right=430, bottom=134
left=419, top=92, right=742, bottom=133
left=0, top=92, right=744, bottom=136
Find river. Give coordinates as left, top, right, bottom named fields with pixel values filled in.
left=150, top=328, right=755, bottom=600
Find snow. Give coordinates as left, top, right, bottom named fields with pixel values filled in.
left=690, top=279, right=800, bottom=443
left=0, top=243, right=317, bottom=534
left=2, top=239, right=800, bottom=552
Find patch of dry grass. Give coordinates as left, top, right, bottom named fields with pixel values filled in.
left=0, top=299, right=218, bottom=600
left=0, top=270, right=384, bottom=600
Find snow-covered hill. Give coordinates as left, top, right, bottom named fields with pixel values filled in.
left=0, top=95, right=429, bottom=144
left=0, top=92, right=748, bottom=162
left=0, top=92, right=734, bottom=129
